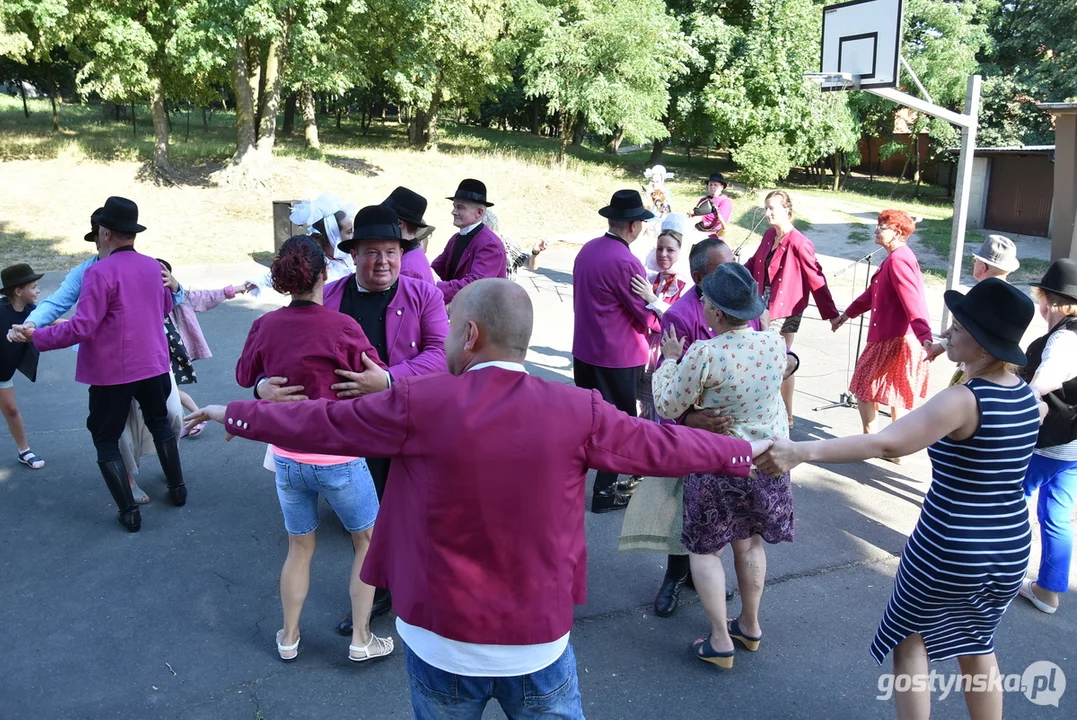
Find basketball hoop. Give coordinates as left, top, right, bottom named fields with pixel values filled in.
left=804, top=72, right=860, bottom=91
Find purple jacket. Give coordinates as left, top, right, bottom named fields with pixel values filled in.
left=323, top=274, right=448, bottom=379
left=400, top=246, right=436, bottom=284
left=662, top=289, right=715, bottom=354
left=431, top=225, right=507, bottom=303
left=572, top=234, right=661, bottom=368
left=33, top=248, right=172, bottom=386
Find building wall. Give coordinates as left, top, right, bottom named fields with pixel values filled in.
left=967, top=157, right=990, bottom=229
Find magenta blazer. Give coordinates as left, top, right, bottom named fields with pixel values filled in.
left=323, top=274, right=448, bottom=378
left=223, top=366, right=754, bottom=646
left=400, top=246, right=436, bottom=284
left=845, top=244, right=932, bottom=344
left=431, top=225, right=508, bottom=304
left=744, top=227, right=839, bottom=322
left=33, top=248, right=172, bottom=386
left=572, top=234, right=661, bottom=368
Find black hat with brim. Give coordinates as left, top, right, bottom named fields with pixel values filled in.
left=84, top=206, right=105, bottom=242
left=700, top=262, right=765, bottom=321
left=383, top=186, right=429, bottom=228
left=1, top=263, right=44, bottom=292
left=447, top=178, right=493, bottom=207
left=338, top=204, right=403, bottom=253
left=1030, top=258, right=1077, bottom=303
left=98, top=196, right=146, bottom=234
left=708, top=173, right=727, bottom=187
left=944, top=278, right=1034, bottom=366
left=598, top=189, right=655, bottom=221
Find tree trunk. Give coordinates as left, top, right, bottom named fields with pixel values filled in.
left=185, top=102, right=191, bottom=142
left=423, top=93, right=440, bottom=151
left=253, top=42, right=267, bottom=140
left=571, top=114, right=586, bottom=146
left=282, top=91, right=297, bottom=134
left=556, top=112, right=572, bottom=165
left=131, top=101, right=136, bottom=135
left=604, top=127, right=624, bottom=155
left=832, top=152, right=841, bottom=192
left=50, top=93, right=59, bottom=131
left=19, top=82, right=29, bottom=117
left=408, top=109, right=428, bottom=147
left=255, top=28, right=287, bottom=160
left=336, top=105, right=342, bottom=129
left=150, top=77, right=174, bottom=175
left=647, top=138, right=666, bottom=165
left=530, top=98, right=542, bottom=135
left=231, top=38, right=257, bottom=159
left=300, top=82, right=319, bottom=149
left=202, top=107, right=209, bottom=132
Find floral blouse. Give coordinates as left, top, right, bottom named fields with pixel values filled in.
left=652, top=328, right=789, bottom=442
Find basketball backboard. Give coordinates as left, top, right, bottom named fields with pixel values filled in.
left=819, top=0, right=903, bottom=91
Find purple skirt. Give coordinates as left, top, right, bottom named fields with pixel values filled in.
left=682, top=469, right=795, bottom=554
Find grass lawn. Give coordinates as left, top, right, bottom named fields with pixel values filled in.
left=0, top=94, right=1040, bottom=282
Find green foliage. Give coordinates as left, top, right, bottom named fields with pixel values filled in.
left=976, top=74, right=1053, bottom=147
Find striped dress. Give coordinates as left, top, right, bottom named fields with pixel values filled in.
left=871, top=378, right=1038, bottom=663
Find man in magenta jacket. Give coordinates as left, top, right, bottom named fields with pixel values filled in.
left=572, top=189, right=662, bottom=513
left=22, top=197, right=185, bottom=533
left=430, top=179, right=507, bottom=304
left=186, top=278, right=768, bottom=718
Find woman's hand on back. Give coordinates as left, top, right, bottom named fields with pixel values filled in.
left=630, top=275, right=658, bottom=305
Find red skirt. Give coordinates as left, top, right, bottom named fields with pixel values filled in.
left=849, top=335, right=929, bottom=411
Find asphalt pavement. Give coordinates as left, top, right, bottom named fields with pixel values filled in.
left=0, top=249, right=1073, bottom=719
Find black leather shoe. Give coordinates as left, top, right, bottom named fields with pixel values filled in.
left=336, top=612, right=353, bottom=636
left=371, top=588, right=392, bottom=618
left=618, top=476, right=643, bottom=497
left=591, top=486, right=630, bottom=514
left=654, top=574, right=689, bottom=617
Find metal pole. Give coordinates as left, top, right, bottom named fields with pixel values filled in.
left=940, top=74, right=981, bottom=333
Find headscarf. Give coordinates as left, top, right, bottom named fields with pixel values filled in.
left=289, top=193, right=358, bottom=261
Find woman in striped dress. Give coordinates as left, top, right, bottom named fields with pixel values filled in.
left=759, top=278, right=1039, bottom=720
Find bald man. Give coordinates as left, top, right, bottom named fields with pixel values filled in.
left=187, top=279, right=768, bottom=718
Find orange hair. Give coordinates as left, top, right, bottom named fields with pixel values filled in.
left=878, top=209, right=915, bottom=238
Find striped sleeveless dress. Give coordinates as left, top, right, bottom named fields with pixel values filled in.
left=871, top=378, right=1038, bottom=663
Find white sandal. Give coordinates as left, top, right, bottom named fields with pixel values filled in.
left=349, top=633, right=394, bottom=663
left=1019, top=579, right=1057, bottom=614
left=276, top=629, right=300, bottom=661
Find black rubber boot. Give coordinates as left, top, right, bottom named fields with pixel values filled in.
left=99, top=459, right=141, bottom=532
left=154, top=438, right=186, bottom=507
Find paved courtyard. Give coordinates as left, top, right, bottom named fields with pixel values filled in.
left=0, top=245, right=1072, bottom=719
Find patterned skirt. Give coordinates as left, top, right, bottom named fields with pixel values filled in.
left=165, top=317, right=197, bottom=385
left=682, top=469, right=795, bottom=555
left=849, top=334, right=928, bottom=411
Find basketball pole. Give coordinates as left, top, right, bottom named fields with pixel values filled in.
left=866, top=75, right=981, bottom=334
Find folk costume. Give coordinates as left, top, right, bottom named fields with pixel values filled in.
left=744, top=226, right=840, bottom=334
left=30, top=198, right=185, bottom=533
left=692, top=173, right=733, bottom=235
left=572, top=190, right=661, bottom=513
left=430, top=180, right=507, bottom=303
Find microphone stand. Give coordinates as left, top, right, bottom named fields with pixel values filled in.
left=732, top=207, right=767, bottom=261
left=813, top=246, right=884, bottom=412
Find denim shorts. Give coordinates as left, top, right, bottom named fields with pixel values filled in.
left=273, top=455, right=379, bottom=536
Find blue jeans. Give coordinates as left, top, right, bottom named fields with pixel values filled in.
left=404, top=643, right=585, bottom=720
left=273, top=455, right=378, bottom=536
left=1023, top=453, right=1077, bottom=593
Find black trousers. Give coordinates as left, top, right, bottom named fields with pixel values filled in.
left=572, top=358, right=642, bottom=493
left=367, top=457, right=390, bottom=500
left=87, top=372, right=174, bottom=463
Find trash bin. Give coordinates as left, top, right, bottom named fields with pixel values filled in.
left=272, top=200, right=305, bottom=252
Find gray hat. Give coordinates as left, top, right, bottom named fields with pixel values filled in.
left=700, top=262, right=766, bottom=321
left=972, top=234, right=1019, bottom=273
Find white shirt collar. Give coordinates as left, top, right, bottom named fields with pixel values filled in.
left=458, top=221, right=482, bottom=236
left=467, top=361, right=528, bottom=374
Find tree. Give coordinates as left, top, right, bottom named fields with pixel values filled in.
left=516, top=0, right=690, bottom=164
left=0, top=0, right=77, bottom=130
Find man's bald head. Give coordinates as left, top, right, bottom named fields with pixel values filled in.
left=446, top=279, right=533, bottom=373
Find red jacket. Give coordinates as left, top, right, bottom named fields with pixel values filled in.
left=223, top=366, right=754, bottom=645
left=744, top=227, right=839, bottom=321
left=844, top=244, right=932, bottom=344
left=235, top=303, right=386, bottom=404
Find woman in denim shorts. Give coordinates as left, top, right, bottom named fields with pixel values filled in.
left=235, top=235, right=393, bottom=664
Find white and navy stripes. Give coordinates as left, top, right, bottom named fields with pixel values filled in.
left=871, top=378, right=1038, bottom=663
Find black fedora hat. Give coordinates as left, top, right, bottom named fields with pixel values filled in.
left=944, top=278, right=1034, bottom=365
left=383, top=186, right=429, bottom=228
left=338, top=204, right=402, bottom=253
left=84, top=206, right=105, bottom=242
left=98, top=196, right=146, bottom=234
left=447, top=179, right=493, bottom=207
left=701, top=262, right=765, bottom=321
left=707, top=172, right=727, bottom=187
left=598, top=190, right=655, bottom=221
left=1031, top=258, right=1077, bottom=303
left=1, top=263, right=44, bottom=292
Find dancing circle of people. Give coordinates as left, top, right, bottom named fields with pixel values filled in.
left=2, top=167, right=1074, bottom=720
